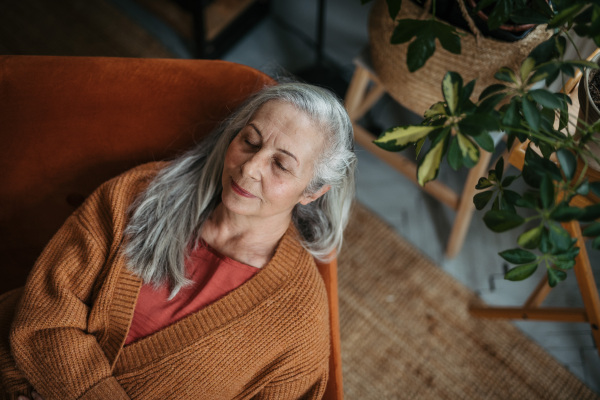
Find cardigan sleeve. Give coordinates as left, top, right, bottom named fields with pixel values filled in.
left=252, top=368, right=329, bottom=400
left=9, top=181, right=132, bottom=400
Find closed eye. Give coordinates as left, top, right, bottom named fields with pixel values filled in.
left=274, top=159, right=288, bottom=172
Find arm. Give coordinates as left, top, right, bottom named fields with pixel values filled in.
left=252, top=368, right=329, bottom=400
left=10, top=183, right=131, bottom=400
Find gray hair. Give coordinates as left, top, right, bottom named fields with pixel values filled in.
left=123, top=82, right=356, bottom=297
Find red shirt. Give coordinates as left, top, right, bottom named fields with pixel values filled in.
left=125, top=239, right=260, bottom=345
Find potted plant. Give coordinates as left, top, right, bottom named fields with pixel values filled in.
left=365, top=0, right=600, bottom=287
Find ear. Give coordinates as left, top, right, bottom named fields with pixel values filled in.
left=299, top=185, right=331, bottom=206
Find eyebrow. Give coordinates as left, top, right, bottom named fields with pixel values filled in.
left=249, top=123, right=299, bottom=165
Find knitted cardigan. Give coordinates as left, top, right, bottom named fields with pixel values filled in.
left=0, top=163, right=330, bottom=400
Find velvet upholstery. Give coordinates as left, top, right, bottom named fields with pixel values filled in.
left=0, top=55, right=343, bottom=399
left=0, top=55, right=273, bottom=292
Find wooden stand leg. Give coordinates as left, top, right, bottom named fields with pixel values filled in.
left=445, top=150, right=493, bottom=258
left=567, top=220, right=600, bottom=355
left=344, top=65, right=372, bottom=120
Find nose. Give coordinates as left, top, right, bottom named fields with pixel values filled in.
left=241, top=152, right=264, bottom=181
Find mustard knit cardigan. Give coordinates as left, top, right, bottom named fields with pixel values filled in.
left=0, top=163, right=330, bottom=400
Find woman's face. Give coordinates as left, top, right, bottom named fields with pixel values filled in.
left=221, top=100, right=329, bottom=222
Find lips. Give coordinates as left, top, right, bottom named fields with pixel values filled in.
left=231, top=178, right=257, bottom=198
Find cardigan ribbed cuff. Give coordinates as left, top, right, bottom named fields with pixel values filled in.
left=79, top=377, right=130, bottom=400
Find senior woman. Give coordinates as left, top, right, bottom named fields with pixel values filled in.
left=0, top=82, right=356, bottom=399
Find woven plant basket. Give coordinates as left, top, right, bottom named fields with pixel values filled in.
left=369, top=0, right=553, bottom=116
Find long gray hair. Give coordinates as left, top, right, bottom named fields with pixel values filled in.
left=123, top=82, right=356, bottom=297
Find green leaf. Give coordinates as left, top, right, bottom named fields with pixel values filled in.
left=548, top=3, right=584, bottom=29
left=522, top=96, right=540, bottom=131
left=473, top=0, right=496, bottom=13
left=567, top=60, right=600, bottom=70
left=579, top=204, right=600, bottom=222
left=529, top=36, right=562, bottom=64
left=457, top=134, right=479, bottom=164
left=529, top=70, right=549, bottom=85
left=417, top=132, right=448, bottom=186
left=502, top=99, right=520, bottom=128
left=520, top=57, right=536, bottom=82
left=433, top=22, right=461, bottom=55
left=556, top=149, right=576, bottom=180
left=518, top=225, right=544, bottom=249
left=516, top=191, right=538, bottom=209
left=442, top=72, right=462, bottom=114
left=495, top=157, right=505, bottom=182
left=393, top=20, right=461, bottom=71
left=483, top=210, right=525, bottom=232
left=510, top=7, right=554, bottom=25
left=558, top=106, right=569, bottom=130
left=502, top=175, right=519, bottom=187
left=503, top=189, right=521, bottom=209
left=538, top=63, right=562, bottom=86
left=548, top=222, right=574, bottom=253
left=390, top=19, right=422, bottom=44
left=554, top=259, right=576, bottom=270
left=555, top=246, right=579, bottom=262
left=476, top=177, right=494, bottom=190
left=505, top=263, right=539, bottom=281
left=538, top=142, right=554, bottom=160
left=495, top=67, right=518, bottom=83
left=582, top=222, right=600, bottom=237
left=591, top=182, right=600, bottom=197
left=540, top=174, right=555, bottom=209
left=461, top=80, right=476, bottom=104
left=576, top=180, right=589, bottom=196
left=407, top=34, right=436, bottom=72
left=559, top=63, right=576, bottom=78
left=478, top=93, right=506, bottom=113
left=522, top=146, right=562, bottom=188
left=458, top=114, right=499, bottom=137
left=479, top=84, right=507, bottom=101
left=386, top=0, right=402, bottom=19
left=593, top=236, right=600, bottom=250
left=447, top=137, right=463, bottom=170
left=471, top=132, right=495, bottom=152
left=424, top=102, right=447, bottom=119
left=529, top=89, right=563, bottom=109
left=550, top=202, right=585, bottom=222
left=415, top=137, right=426, bottom=157
left=474, top=190, right=494, bottom=210
left=547, top=268, right=567, bottom=288
left=540, top=227, right=551, bottom=253
left=374, top=125, right=437, bottom=151
left=500, top=248, right=537, bottom=264
left=487, top=0, right=511, bottom=30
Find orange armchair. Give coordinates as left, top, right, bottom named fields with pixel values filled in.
left=0, top=55, right=343, bottom=399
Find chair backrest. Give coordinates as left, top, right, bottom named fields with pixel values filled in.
left=0, top=55, right=343, bottom=399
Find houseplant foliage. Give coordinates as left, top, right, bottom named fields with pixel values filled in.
left=366, top=0, right=600, bottom=286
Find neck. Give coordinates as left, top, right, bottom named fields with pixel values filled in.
left=201, top=203, right=292, bottom=268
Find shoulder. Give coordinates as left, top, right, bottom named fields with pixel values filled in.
left=274, top=227, right=329, bottom=315
left=93, top=161, right=167, bottom=203
left=74, top=161, right=168, bottom=235
left=271, top=229, right=330, bottom=349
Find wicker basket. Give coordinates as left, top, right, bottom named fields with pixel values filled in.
left=369, top=0, right=552, bottom=116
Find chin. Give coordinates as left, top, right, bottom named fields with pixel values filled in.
left=221, top=190, right=255, bottom=216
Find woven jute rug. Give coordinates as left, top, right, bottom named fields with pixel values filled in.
left=338, top=203, right=599, bottom=399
